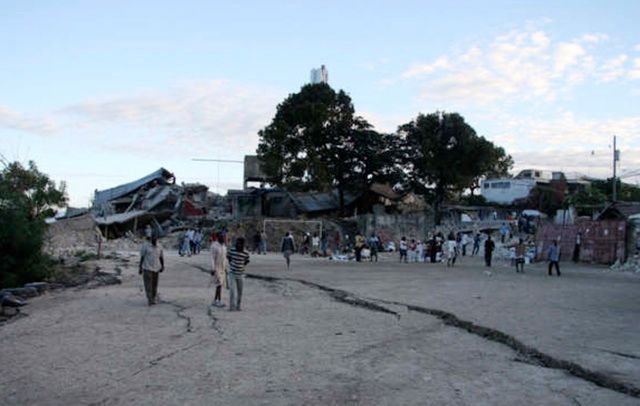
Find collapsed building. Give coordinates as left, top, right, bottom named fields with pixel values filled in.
left=90, top=168, right=215, bottom=239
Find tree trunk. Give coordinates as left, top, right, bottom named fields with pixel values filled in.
left=434, top=182, right=443, bottom=226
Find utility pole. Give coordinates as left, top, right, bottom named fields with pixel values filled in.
left=612, top=135, right=618, bottom=202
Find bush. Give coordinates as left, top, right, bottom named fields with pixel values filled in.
left=0, top=161, right=66, bottom=288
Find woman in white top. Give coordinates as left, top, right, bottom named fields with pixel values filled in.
left=210, top=234, right=228, bottom=307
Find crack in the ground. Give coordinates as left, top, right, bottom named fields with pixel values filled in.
left=246, top=272, right=640, bottom=399
left=246, top=273, right=400, bottom=318
left=595, top=348, right=640, bottom=360
left=181, top=262, right=224, bottom=334
left=206, top=306, right=224, bottom=334
left=162, top=300, right=193, bottom=333
left=129, top=340, right=205, bottom=378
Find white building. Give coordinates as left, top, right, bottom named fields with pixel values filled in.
left=481, top=169, right=551, bottom=204
left=481, top=178, right=537, bottom=204
left=310, top=65, right=329, bottom=84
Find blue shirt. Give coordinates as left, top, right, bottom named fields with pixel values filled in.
left=548, top=244, right=560, bottom=262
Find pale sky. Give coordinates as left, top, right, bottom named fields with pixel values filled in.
left=2, top=1, right=639, bottom=206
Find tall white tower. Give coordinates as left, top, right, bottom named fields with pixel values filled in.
left=310, top=65, right=329, bottom=84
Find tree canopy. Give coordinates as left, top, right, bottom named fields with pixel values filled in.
left=256, top=85, right=512, bottom=220
left=257, top=83, right=400, bottom=211
left=398, top=112, right=513, bottom=223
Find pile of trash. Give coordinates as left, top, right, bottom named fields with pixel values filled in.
left=610, top=255, right=640, bottom=273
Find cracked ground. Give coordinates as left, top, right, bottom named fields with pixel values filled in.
left=1, top=252, right=639, bottom=405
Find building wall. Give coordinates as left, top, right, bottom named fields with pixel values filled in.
left=481, top=178, right=536, bottom=204
left=358, top=211, right=434, bottom=246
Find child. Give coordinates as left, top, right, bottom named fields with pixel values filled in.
left=227, top=238, right=250, bottom=311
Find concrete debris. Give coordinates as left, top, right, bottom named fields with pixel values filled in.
left=1, top=287, right=39, bottom=299
left=0, top=293, right=26, bottom=308
left=610, top=256, right=640, bottom=273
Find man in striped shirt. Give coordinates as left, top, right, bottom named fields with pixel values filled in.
left=226, top=237, right=250, bottom=311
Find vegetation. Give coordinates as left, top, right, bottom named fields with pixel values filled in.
left=257, top=85, right=513, bottom=221
left=0, top=160, right=67, bottom=288
left=257, top=83, right=401, bottom=213
left=397, top=112, right=512, bottom=224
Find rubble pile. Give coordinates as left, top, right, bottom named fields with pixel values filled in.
left=91, top=168, right=223, bottom=240
left=610, top=256, right=640, bottom=273
left=45, top=213, right=102, bottom=257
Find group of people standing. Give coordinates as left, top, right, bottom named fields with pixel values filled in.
left=138, top=229, right=251, bottom=310
left=179, top=228, right=204, bottom=257
left=210, top=234, right=250, bottom=310
left=397, top=232, right=487, bottom=265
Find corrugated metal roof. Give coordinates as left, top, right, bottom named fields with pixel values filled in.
left=289, top=190, right=359, bottom=213
left=598, top=202, right=640, bottom=220
left=93, top=168, right=174, bottom=207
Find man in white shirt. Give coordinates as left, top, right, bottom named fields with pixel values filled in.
left=139, top=235, right=164, bottom=305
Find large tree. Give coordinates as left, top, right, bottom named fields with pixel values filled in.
left=257, top=83, right=398, bottom=212
left=398, top=112, right=513, bottom=224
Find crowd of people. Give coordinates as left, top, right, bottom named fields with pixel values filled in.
left=137, top=222, right=562, bottom=309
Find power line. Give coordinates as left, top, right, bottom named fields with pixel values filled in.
left=192, top=158, right=243, bottom=163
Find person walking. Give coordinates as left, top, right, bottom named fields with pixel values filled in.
left=515, top=238, right=526, bottom=273
left=179, top=230, right=191, bottom=257
left=416, top=240, right=424, bottom=263
left=260, top=230, right=268, bottom=255
left=572, top=232, right=582, bottom=263
left=354, top=232, right=365, bottom=262
left=484, top=235, right=495, bottom=267
left=368, top=233, right=379, bottom=262
left=210, top=234, right=228, bottom=307
left=399, top=237, right=408, bottom=263
left=227, top=237, right=250, bottom=311
left=194, top=229, right=203, bottom=254
left=446, top=233, right=458, bottom=267
left=472, top=233, right=481, bottom=256
left=548, top=240, right=561, bottom=276
left=500, top=223, right=509, bottom=244
left=312, top=232, right=320, bottom=257
left=320, top=231, right=328, bottom=257
left=408, top=239, right=417, bottom=262
left=139, top=235, right=164, bottom=306
left=281, top=232, right=296, bottom=269
left=187, top=228, right=196, bottom=255
left=461, top=233, right=469, bottom=256
left=429, top=235, right=438, bottom=263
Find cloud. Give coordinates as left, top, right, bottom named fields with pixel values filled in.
left=493, top=112, right=640, bottom=150
left=629, top=57, right=640, bottom=80
left=60, top=80, right=284, bottom=157
left=512, top=148, right=640, bottom=180
left=578, top=33, right=609, bottom=44
left=553, top=42, right=586, bottom=74
left=401, top=28, right=636, bottom=106
left=402, top=56, right=451, bottom=78
left=598, top=54, right=628, bottom=82
left=0, top=106, right=58, bottom=134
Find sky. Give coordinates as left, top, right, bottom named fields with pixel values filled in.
left=1, top=0, right=640, bottom=206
